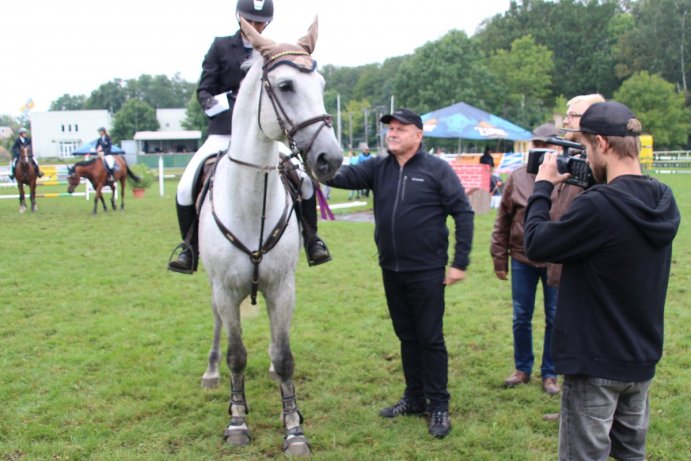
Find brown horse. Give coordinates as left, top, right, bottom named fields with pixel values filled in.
left=67, top=156, right=140, bottom=215
left=15, top=146, right=38, bottom=213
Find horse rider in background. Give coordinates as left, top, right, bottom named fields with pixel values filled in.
left=10, top=128, right=43, bottom=180
left=96, top=127, right=115, bottom=182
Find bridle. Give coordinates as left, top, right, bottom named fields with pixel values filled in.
left=211, top=50, right=331, bottom=305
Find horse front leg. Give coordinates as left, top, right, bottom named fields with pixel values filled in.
left=201, top=309, right=223, bottom=388
left=119, top=178, right=126, bottom=210
left=110, top=183, right=117, bottom=210
left=18, top=183, right=26, bottom=214
left=265, top=282, right=311, bottom=456
left=215, top=291, right=251, bottom=447
left=30, top=183, right=37, bottom=212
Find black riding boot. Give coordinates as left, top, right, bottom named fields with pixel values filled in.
left=33, top=163, right=44, bottom=178
left=167, top=202, right=199, bottom=274
left=9, top=161, right=15, bottom=180
left=299, top=193, right=331, bottom=266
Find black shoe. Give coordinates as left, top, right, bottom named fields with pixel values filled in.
left=108, top=175, right=115, bottom=182
left=307, top=237, right=331, bottom=266
left=379, top=398, right=426, bottom=418
left=428, top=411, right=451, bottom=438
left=167, top=248, right=195, bottom=274
left=37, top=171, right=44, bottom=178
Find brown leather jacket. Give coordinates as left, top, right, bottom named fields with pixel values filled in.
left=490, top=166, right=558, bottom=274
left=546, top=183, right=584, bottom=286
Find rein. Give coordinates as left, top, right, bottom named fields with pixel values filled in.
left=209, top=152, right=295, bottom=305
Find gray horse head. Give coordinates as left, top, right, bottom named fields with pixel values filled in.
left=240, top=16, right=343, bottom=182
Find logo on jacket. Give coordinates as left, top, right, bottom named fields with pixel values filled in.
left=253, top=0, right=265, bottom=10
left=411, top=177, right=425, bottom=182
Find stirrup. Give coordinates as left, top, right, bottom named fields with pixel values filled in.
left=167, top=242, right=197, bottom=274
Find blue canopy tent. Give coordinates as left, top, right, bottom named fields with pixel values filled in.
left=71, top=139, right=125, bottom=155
left=421, top=102, right=532, bottom=141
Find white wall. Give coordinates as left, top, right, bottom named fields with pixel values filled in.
left=156, top=109, right=186, bottom=131
left=30, top=110, right=111, bottom=158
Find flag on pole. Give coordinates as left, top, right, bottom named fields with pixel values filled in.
left=20, top=98, right=35, bottom=114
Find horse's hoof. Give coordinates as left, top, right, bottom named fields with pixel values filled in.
left=283, top=435, right=311, bottom=456
left=201, top=375, right=220, bottom=389
left=223, top=427, right=251, bottom=446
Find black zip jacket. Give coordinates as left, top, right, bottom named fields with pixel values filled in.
left=328, top=149, right=474, bottom=272
left=524, top=175, right=680, bottom=381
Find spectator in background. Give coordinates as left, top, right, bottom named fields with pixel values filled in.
left=479, top=145, right=495, bottom=168
left=346, top=151, right=361, bottom=200
left=546, top=93, right=605, bottom=287
left=358, top=145, right=373, bottom=197
left=490, top=123, right=561, bottom=395
left=489, top=168, right=503, bottom=209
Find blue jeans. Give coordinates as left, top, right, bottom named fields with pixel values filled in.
left=511, top=259, right=557, bottom=378
left=559, top=375, right=651, bottom=461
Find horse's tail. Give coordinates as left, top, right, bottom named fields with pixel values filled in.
left=126, top=164, right=141, bottom=183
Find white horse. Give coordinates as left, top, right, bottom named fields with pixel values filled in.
left=197, top=17, right=342, bottom=456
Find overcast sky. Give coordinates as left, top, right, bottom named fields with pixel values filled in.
left=1, top=0, right=512, bottom=117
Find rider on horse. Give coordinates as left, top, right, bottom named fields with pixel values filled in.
left=96, top=127, right=116, bottom=182
left=9, top=128, right=43, bottom=179
left=168, top=0, right=331, bottom=274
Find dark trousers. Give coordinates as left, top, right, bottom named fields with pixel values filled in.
left=382, top=268, right=450, bottom=412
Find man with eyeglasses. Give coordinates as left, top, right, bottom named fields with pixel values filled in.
left=546, top=93, right=605, bottom=288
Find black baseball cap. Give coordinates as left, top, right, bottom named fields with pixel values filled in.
left=565, top=101, right=640, bottom=137
left=380, top=109, right=423, bottom=130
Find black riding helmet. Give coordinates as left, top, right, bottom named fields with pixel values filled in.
left=236, top=0, right=274, bottom=23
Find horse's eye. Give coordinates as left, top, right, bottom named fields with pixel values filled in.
left=277, top=80, right=294, bottom=92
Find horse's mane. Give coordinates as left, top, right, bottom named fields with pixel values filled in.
left=74, top=158, right=97, bottom=168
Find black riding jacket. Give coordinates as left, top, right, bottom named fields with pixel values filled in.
left=328, top=148, right=474, bottom=272
left=197, top=31, right=250, bottom=136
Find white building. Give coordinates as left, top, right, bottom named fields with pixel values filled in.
left=29, top=108, right=198, bottom=159
left=30, top=110, right=111, bottom=159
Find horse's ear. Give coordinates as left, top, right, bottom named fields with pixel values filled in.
left=239, top=17, right=277, bottom=58
left=297, top=16, right=318, bottom=55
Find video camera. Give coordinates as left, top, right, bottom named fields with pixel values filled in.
left=526, top=136, right=594, bottom=189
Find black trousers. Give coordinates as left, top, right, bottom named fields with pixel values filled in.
left=382, top=267, right=450, bottom=412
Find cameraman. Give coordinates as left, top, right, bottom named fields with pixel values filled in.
left=524, top=101, right=680, bottom=460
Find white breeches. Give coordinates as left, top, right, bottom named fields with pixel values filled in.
left=176, top=135, right=231, bottom=206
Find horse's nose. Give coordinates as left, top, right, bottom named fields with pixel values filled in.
left=315, top=152, right=339, bottom=180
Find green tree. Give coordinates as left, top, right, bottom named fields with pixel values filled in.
left=487, top=35, right=555, bottom=128
left=615, top=0, right=691, bottom=93
left=110, top=99, right=159, bottom=144
left=476, top=0, right=625, bottom=99
left=126, top=73, right=196, bottom=109
left=182, top=94, right=207, bottom=140
left=84, top=79, right=128, bottom=113
left=50, top=94, right=87, bottom=110
left=392, top=30, right=494, bottom=113
left=614, top=71, right=690, bottom=148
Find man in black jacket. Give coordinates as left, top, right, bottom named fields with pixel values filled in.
left=327, top=109, right=474, bottom=438
left=168, top=0, right=330, bottom=273
left=524, top=101, right=680, bottom=460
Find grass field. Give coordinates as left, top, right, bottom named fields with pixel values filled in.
left=0, top=174, right=689, bottom=461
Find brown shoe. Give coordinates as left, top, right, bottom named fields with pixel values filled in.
left=542, top=377, right=560, bottom=395
left=503, top=370, right=530, bottom=388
